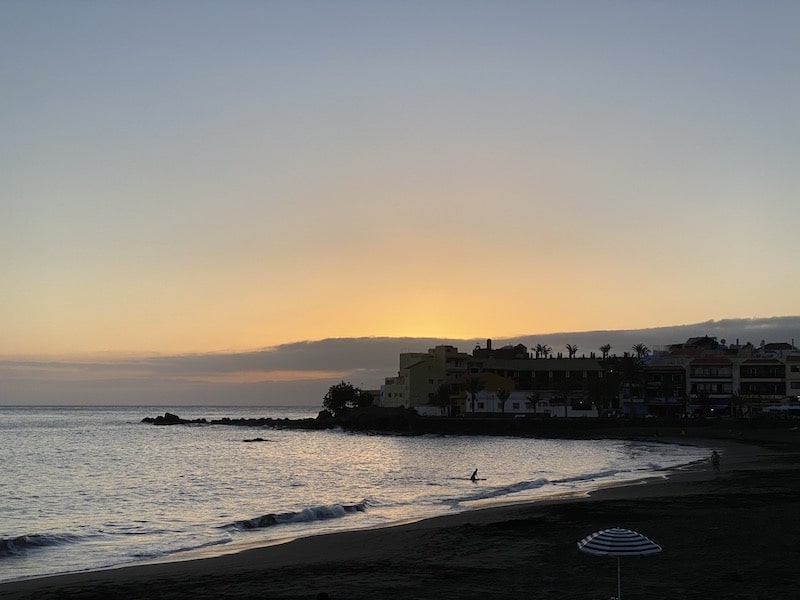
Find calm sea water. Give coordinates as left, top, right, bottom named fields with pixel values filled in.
left=0, top=406, right=710, bottom=583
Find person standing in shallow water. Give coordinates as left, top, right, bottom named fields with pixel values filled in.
left=470, top=469, right=478, bottom=482
left=711, top=450, right=721, bottom=476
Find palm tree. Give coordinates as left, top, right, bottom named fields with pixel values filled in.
left=566, top=344, right=578, bottom=359
left=556, top=377, right=573, bottom=417
left=541, top=345, right=553, bottom=359
left=496, top=387, right=510, bottom=413
left=619, top=355, right=645, bottom=411
left=465, top=376, right=484, bottom=413
left=599, top=344, right=612, bottom=360
left=534, top=343, right=544, bottom=359
left=633, top=343, right=650, bottom=359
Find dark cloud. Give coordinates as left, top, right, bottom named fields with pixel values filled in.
left=512, top=316, right=800, bottom=357
left=2, top=317, right=798, bottom=405
left=143, top=337, right=470, bottom=375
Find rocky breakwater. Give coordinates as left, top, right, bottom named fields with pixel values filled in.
left=141, top=411, right=330, bottom=430
left=141, top=410, right=800, bottom=444
left=141, top=406, right=420, bottom=433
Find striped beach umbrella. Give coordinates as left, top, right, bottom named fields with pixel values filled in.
left=577, top=527, right=662, bottom=599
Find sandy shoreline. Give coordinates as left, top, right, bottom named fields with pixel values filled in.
left=2, top=430, right=799, bottom=599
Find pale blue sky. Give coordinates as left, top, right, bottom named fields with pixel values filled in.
left=2, top=1, right=799, bottom=360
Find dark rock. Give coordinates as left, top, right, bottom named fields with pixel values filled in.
left=140, top=413, right=208, bottom=425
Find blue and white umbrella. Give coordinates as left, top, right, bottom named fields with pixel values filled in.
left=578, top=527, right=662, bottom=599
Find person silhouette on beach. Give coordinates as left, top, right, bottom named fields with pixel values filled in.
left=470, top=469, right=478, bottom=482
left=711, top=450, right=720, bottom=476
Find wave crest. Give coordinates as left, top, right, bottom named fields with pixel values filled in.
left=0, top=533, right=83, bottom=557
left=228, top=500, right=370, bottom=531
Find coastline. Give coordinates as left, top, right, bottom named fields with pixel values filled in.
left=2, top=429, right=798, bottom=599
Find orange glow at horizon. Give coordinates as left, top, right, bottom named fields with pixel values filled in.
left=173, top=370, right=349, bottom=384
left=3, top=3, right=799, bottom=360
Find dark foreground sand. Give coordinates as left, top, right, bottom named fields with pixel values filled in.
left=2, top=429, right=799, bottom=600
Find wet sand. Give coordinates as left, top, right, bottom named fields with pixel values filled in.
left=2, top=429, right=799, bottom=599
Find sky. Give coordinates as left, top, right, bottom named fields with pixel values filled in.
left=1, top=2, right=799, bottom=404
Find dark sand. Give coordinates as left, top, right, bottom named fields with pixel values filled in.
left=2, top=428, right=799, bottom=599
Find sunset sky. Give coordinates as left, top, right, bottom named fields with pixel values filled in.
left=2, top=1, right=799, bottom=367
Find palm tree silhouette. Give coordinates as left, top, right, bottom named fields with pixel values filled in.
left=496, top=387, right=510, bottom=413
left=620, top=355, right=645, bottom=410
left=465, top=376, right=484, bottom=413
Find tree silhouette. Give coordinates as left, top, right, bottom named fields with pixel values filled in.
left=566, top=343, right=578, bottom=359
left=432, top=383, right=452, bottom=416
left=323, top=381, right=367, bottom=416
left=585, top=375, right=618, bottom=414
left=697, top=389, right=712, bottom=417
left=619, top=355, right=645, bottom=410
left=600, top=344, right=612, bottom=360
left=555, top=377, right=574, bottom=417
left=496, top=387, right=510, bottom=413
left=465, top=376, right=484, bottom=413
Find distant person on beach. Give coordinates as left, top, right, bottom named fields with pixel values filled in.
left=470, top=469, right=478, bottom=482
left=711, top=450, right=721, bottom=476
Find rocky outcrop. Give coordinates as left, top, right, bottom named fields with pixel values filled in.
left=141, top=411, right=333, bottom=430
left=141, top=412, right=208, bottom=425
left=140, top=407, right=415, bottom=432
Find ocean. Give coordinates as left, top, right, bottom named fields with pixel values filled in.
left=0, top=405, right=710, bottom=584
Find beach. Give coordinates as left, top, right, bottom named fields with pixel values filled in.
left=2, top=428, right=798, bottom=600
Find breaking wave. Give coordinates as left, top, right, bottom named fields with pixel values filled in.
left=0, top=533, right=85, bottom=558
left=227, top=500, right=370, bottom=531
left=453, top=478, right=550, bottom=504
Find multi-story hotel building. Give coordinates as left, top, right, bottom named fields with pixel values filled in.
left=380, top=336, right=800, bottom=417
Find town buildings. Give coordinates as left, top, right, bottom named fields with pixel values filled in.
left=379, top=336, right=800, bottom=418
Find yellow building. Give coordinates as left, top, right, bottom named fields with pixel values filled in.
left=381, top=345, right=470, bottom=410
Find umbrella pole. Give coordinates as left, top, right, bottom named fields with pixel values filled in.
left=617, top=557, right=621, bottom=600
